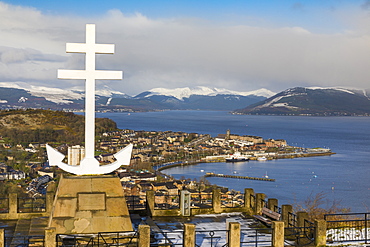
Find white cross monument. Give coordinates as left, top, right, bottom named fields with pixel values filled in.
left=46, top=24, right=133, bottom=175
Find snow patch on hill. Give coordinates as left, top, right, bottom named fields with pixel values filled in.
left=0, top=82, right=82, bottom=104
left=144, top=86, right=275, bottom=100
left=0, top=82, right=130, bottom=104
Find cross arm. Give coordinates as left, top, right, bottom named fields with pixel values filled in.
left=66, top=43, right=115, bottom=54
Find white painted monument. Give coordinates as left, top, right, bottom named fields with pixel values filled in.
left=46, top=24, right=133, bottom=175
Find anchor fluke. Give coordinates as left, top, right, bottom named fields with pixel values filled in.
left=46, top=144, right=133, bottom=175
left=113, top=143, right=133, bottom=166
left=46, top=144, right=65, bottom=166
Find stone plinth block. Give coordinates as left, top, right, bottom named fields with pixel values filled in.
left=48, top=175, right=132, bottom=234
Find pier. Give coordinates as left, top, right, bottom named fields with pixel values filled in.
left=204, top=172, right=275, bottom=182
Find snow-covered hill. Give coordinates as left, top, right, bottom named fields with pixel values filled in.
left=235, top=87, right=370, bottom=116
left=137, top=86, right=275, bottom=100
left=0, top=82, right=130, bottom=104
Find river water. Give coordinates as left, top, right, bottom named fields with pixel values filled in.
left=96, top=111, right=370, bottom=212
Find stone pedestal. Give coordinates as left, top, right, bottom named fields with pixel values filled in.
left=48, top=175, right=132, bottom=234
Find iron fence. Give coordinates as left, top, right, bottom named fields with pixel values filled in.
left=284, top=226, right=315, bottom=247
left=0, top=197, right=9, bottom=213
left=221, top=193, right=244, bottom=208
left=273, top=205, right=281, bottom=215
left=5, top=235, right=45, bottom=247
left=240, top=228, right=273, bottom=247
left=190, top=193, right=212, bottom=208
left=325, top=212, right=369, bottom=244
left=195, top=229, right=228, bottom=247
left=125, top=195, right=146, bottom=211
left=154, top=194, right=180, bottom=210
left=304, top=219, right=315, bottom=229
left=17, top=197, right=46, bottom=213
left=151, top=229, right=182, bottom=246
left=288, top=212, right=298, bottom=227
left=57, top=231, right=139, bottom=247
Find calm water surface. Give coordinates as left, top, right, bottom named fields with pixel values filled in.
left=97, top=111, right=370, bottom=212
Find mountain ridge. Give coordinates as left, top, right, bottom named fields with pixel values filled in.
left=0, top=82, right=270, bottom=111
left=234, top=87, right=370, bottom=116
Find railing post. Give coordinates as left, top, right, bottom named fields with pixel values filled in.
left=46, top=191, right=55, bottom=213
left=255, top=193, right=265, bottom=215
left=184, top=223, right=196, bottom=247
left=272, top=221, right=284, bottom=247
left=212, top=188, right=221, bottom=213
left=297, top=211, right=308, bottom=227
left=0, top=228, right=4, bottom=247
left=9, top=193, right=18, bottom=215
left=366, top=213, right=368, bottom=244
left=281, top=204, right=292, bottom=227
left=228, top=222, right=240, bottom=247
left=146, top=190, right=155, bottom=216
left=244, top=188, right=254, bottom=214
left=268, top=198, right=278, bottom=211
left=44, top=227, right=56, bottom=247
left=138, top=225, right=150, bottom=247
left=314, top=220, right=327, bottom=247
left=180, top=190, right=191, bottom=216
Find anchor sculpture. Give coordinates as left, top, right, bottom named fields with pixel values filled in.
left=46, top=24, right=133, bottom=175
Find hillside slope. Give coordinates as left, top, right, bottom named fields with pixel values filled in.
left=234, top=87, right=370, bottom=116
left=0, top=109, right=118, bottom=145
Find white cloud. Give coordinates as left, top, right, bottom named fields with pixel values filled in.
left=0, top=1, right=370, bottom=95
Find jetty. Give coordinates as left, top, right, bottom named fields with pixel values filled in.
left=204, top=172, right=275, bottom=182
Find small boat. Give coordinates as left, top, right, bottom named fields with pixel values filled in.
left=225, top=152, right=249, bottom=162
left=257, top=156, right=267, bottom=161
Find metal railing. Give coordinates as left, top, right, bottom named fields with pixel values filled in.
left=240, top=228, right=273, bottom=247
left=284, top=226, right=315, bottom=247
left=325, top=212, right=369, bottom=244
left=221, top=193, right=244, bottom=208
left=57, top=231, right=139, bottom=246
left=17, top=197, right=46, bottom=213
left=151, top=229, right=182, bottom=246
left=261, top=199, right=268, bottom=209
left=288, top=212, right=298, bottom=227
left=195, top=229, right=228, bottom=247
left=190, top=193, right=212, bottom=208
left=154, top=194, right=180, bottom=209
left=0, top=197, right=9, bottom=213
left=273, top=205, right=281, bottom=214
left=125, top=195, right=146, bottom=211
left=5, top=235, right=45, bottom=247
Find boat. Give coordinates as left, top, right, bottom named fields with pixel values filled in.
left=225, top=152, right=249, bottom=162
left=257, top=156, right=267, bottom=161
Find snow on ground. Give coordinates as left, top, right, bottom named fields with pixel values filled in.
left=152, top=213, right=271, bottom=246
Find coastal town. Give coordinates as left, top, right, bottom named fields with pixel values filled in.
left=0, top=128, right=333, bottom=202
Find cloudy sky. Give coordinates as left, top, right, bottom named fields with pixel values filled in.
left=1, top=0, right=370, bottom=95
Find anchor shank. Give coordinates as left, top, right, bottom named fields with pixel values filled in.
left=84, top=24, right=96, bottom=160
left=85, top=78, right=95, bottom=159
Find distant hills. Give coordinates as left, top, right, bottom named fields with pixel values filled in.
left=1, top=83, right=370, bottom=115
left=0, top=83, right=274, bottom=111
left=234, top=87, right=370, bottom=116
